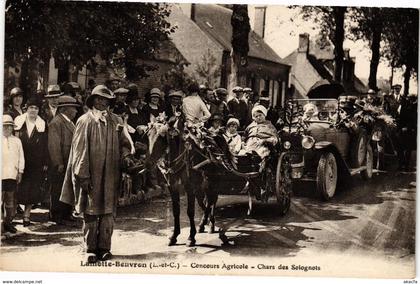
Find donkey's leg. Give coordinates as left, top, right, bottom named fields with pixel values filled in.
left=198, top=199, right=211, bottom=233
left=186, top=175, right=198, bottom=247
left=209, top=193, right=218, bottom=234
left=247, top=191, right=253, bottom=216
left=168, top=187, right=181, bottom=246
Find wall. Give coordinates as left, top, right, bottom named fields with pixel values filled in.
left=168, top=4, right=224, bottom=85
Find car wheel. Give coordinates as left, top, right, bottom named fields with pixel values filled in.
left=361, top=144, right=373, bottom=179
left=275, top=154, right=291, bottom=216
left=350, top=130, right=367, bottom=168
left=316, top=152, right=338, bottom=201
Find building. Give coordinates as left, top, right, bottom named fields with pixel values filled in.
left=169, top=4, right=290, bottom=106
left=283, top=33, right=368, bottom=98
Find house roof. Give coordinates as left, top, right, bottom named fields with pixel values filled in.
left=193, top=4, right=285, bottom=65
left=284, top=49, right=368, bottom=95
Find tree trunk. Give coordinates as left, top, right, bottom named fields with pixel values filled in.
left=403, top=64, right=411, bottom=96
left=390, top=63, right=394, bottom=88
left=333, top=7, right=346, bottom=83
left=368, top=22, right=382, bottom=91
left=229, top=50, right=240, bottom=95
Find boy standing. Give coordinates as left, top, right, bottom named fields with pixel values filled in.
left=2, top=114, right=25, bottom=234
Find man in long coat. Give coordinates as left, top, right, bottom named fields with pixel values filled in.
left=60, top=85, right=132, bottom=263
left=48, top=96, right=80, bottom=225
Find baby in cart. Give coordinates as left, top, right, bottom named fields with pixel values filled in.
left=239, top=105, right=279, bottom=159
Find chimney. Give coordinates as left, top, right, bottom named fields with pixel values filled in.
left=179, top=3, right=196, bottom=21
left=254, top=6, right=267, bottom=38
left=298, top=33, right=310, bottom=54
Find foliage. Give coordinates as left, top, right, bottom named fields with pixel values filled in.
left=347, top=8, right=388, bottom=90
left=298, top=6, right=347, bottom=82
left=380, top=8, right=418, bottom=94
left=194, top=49, right=221, bottom=89
left=382, top=9, right=418, bottom=72
left=160, top=59, right=194, bottom=94
left=5, top=0, right=175, bottom=82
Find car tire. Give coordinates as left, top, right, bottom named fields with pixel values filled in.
left=275, top=154, right=291, bottom=216
left=361, top=144, right=373, bottom=179
left=350, top=129, right=368, bottom=168
left=316, top=152, right=338, bottom=201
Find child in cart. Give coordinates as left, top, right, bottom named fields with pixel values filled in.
left=239, top=105, right=279, bottom=159
left=222, top=117, right=242, bottom=155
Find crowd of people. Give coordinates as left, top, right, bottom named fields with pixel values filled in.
left=1, top=78, right=281, bottom=262
left=1, top=77, right=416, bottom=262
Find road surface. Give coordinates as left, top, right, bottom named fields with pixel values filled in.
left=0, top=171, right=416, bottom=278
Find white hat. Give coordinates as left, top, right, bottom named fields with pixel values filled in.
left=3, top=114, right=15, bottom=127
left=150, top=88, right=161, bottom=98
left=252, top=105, right=267, bottom=117
left=46, top=84, right=63, bottom=98
left=226, top=117, right=240, bottom=127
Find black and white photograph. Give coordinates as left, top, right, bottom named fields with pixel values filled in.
left=0, top=0, right=418, bottom=281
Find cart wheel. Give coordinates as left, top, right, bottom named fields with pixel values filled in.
left=361, top=144, right=373, bottom=179
left=316, top=152, right=337, bottom=200
left=350, top=130, right=367, bottom=168
left=275, top=154, right=291, bottom=216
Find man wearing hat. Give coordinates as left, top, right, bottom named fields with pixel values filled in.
left=228, top=86, right=249, bottom=129
left=112, top=87, right=129, bottom=115
left=2, top=114, right=25, bottom=234
left=165, top=90, right=184, bottom=119
left=41, top=84, right=63, bottom=123
left=213, top=88, right=230, bottom=121
left=48, top=96, right=80, bottom=225
left=384, top=84, right=403, bottom=118
left=107, top=74, right=122, bottom=91
left=60, top=85, right=132, bottom=263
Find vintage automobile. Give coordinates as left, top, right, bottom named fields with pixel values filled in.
left=338, top=94, right=398, bottom=171
left=279, top=97, right=374, bottom=200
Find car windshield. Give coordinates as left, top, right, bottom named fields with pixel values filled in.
left=287, top=99, right=339, bottom=122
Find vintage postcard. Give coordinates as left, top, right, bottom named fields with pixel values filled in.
left=0, top=0, right=417, bottom=281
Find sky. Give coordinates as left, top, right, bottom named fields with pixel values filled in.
left=247, top=5, right=418, bottom=93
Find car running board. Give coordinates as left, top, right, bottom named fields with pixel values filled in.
left=349, top=166, right=367, bottom=176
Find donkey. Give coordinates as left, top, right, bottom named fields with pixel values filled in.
left=147, top=114, right=232, bottom=246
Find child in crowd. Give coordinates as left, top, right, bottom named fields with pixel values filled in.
left=2, top=114, right=25, bottom=234
left=208, top=113, right=223, bottom=135
left=223, top=117, right=242, bottom=155
left=240, top=105, right=278, bottom=159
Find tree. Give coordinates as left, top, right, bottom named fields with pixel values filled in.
left=382, top=8, right=419, bottom=95
left=160, top=59, right=194, bottom=95
left=298, top=6, right=347, bottom=82
left=230, top=4, right=250, bottom=90
left=348, top=7, right=394, bottom=91
left=5, top=0, right=175, bottom=95
left=194, top=49, right=221, bottom=89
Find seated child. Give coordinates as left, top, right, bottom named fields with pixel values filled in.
left=302, top=103, right=319, bottom=121
left=208, top=113, right=223, bottom=135
left=240, top=105, right=279, bottom=159
left=222, top=117, right=242, bottom=154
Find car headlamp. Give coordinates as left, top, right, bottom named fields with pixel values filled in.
left=283, top=141, right=291, bottom=150
left=301, top=135, right=315, bottom=149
